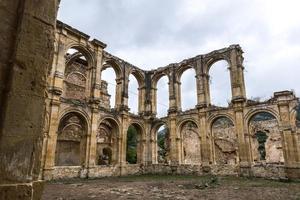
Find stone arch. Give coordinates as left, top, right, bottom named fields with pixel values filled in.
left=176, top=64, right=196, bottom=81
left=151, top=120, right=170, bottom=164
left=62, top=44, right=94, bottom=100
left=210, top=116, right=237, bottom=165
left=208, top=114, right=235, bottom=129
left=128, top=68, right=145, bottom=88
left=64, top=43, right=95, bottom=68
left=207, top=59, right=231, bottom=106
left=245, top=108, right=280, bottom=126
left=126, top=122, right=145, bottom=164
left=152, top=70, right=170, bottom=88
left=101, top=59, right=123, bottom=109
left=102, top=59, right=123, bottom=79
left=127, top=68, right=145, bottom=114
left=55, top=112, right=88, bottom=166
left=178, top=119, right=201, bottom=164
left=152, top=72, right=170, bottom=116
left=176, top=65, right=197, bottom=111
left=206, top=57, right=231, bottom=73
left=247, top=110, right=284, bottom=164
left=97, top=117, right=120, bottom=165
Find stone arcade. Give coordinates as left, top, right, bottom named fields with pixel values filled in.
left=42, top=21, right=300, bottom=180
left=0, top=1, right=300, bottom=199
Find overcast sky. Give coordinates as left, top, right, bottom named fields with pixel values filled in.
left=58, top=0, right=300, bottom=116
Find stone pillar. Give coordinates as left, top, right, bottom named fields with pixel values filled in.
left=168, top=68, right=179, bottom=112
left=233, top=99, right=251, bottom=176
left=168, top=113, right=180, bottom=164
left=43, top=99, right=61, bottom=179
left=115, top=77, right=123, bottom=110
left=175, top=81, right=182, bottom=111
left=198, top=112, right=210, bottom=166
left=195, top=58, right=210, bottom=108
left=275, top=91, right=300, bottom=179
left=229, top=46, right=246, bottom=101
left=86, top=105, right=100, bottom=171
left=0, top=0, right=58, bottom=199
left=119, top=113, right=129, bottom=174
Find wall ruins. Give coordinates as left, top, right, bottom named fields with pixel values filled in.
left=40, top=21, right=300, bottom=181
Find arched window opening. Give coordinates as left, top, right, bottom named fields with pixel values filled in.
left=211, top=117, right=237, bottom=165
left=101, top=67, right=117, bottom=109
left=157, top=76, right=169, bottom=117
left=126, top=124, right=143, bottom=164
left=209, top=60, right=231, bottom=107
left=55, top=113, right=87, bottom=166
left=180, top=121, right=201, bottom=164
left=96, top=119, right=119, bottom=165
left=63, top=48, right=89, bottom=100
left=180, top=68, right=197, bottom=111
left=156, top=124, right=170, bottom=164
left=249, top=112, right=283, bottom=164
left=128, top=74, right=139, bottom=114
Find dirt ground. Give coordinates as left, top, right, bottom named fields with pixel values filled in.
left=42, top=175, right=300, bottom=200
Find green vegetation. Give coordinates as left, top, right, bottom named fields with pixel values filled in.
left=252, top=112, right=275, bottom=122
left=126, top=125, right=137, bottom=164
left=255, top=131, right=268, bottom=160
left=157, top=127, right=168, bottom=162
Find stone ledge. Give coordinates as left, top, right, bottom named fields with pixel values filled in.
left=0, top=181, right=44, bottom=200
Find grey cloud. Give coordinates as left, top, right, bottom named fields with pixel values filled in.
left=58, top=0, right=300, bottom=115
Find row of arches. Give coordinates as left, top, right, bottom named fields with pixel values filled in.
left=54, top=109, right=285, bottom=167
left=58, top=44, right=240, bottom=118
left=62, top=47, right=143, bottom=114
left=153, top=110, right=284, bottom=165
left=54, top=112, right=146, bottom=166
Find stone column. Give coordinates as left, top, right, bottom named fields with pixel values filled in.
left=0, top=0, right=58, bottom=199
left=228, top=46, right=246, bottom=101
left=168, top=68, right=179, bottom=112
left=168, top=113, right=180, bottom=164
left=195, top=58, right=210, bottom=108
left=115, top=78, right=123, bottom=110
left=233, top=99, right=251, bottom=176
left=86, top=105, right=100, bottom=172
left=198, top=112, right=210, bottom=166
left=43, top=98, right=61, bottom=179
left=119, top=113, right=129, bottom=175
left=275, top=91, right=300, bottom=179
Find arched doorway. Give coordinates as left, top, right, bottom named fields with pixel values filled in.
left=55, top=112, right=88, bottom=166
left=211, top=117, right=237, bottom=165
left=180, top=68, right=197, bottom=111
left=208, top=60, right=231, bottom=107
left=96, top=118, right=120, bottom=165
left=248, top=112, right=284, bottom=164
left=126, top=124, right=144, bottom=164
left=180, top=121, right=201, bottom=164
left=63, top=47, right=91, bottom=100
left=156, top=124, right=170, bottom=164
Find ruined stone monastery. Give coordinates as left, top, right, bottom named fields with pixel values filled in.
left=42, top=21, right=300, bottom=180
left=0, top=1, right=299, bottom=199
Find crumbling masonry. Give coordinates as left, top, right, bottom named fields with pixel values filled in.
left=42, top=21, right=300, bottom=180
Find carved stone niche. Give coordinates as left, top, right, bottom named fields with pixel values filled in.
left=56, top=114, right=87, bottom=166
left=96, top=120, right=116, bottom=165
left=249, top=116, right=284, bottom=164
left=212, top=117, right=237, bottom=165
left=181, top=121, right=201, bottom=165
left=64, top=56, right=88, bottom=100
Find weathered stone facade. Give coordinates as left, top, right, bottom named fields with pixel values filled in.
left=41, top=21, right=300, bottom=181
left=0, top=1, right=300, bottom=198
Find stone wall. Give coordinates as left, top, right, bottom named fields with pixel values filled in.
left=0, top=0, right=58, bottom=199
